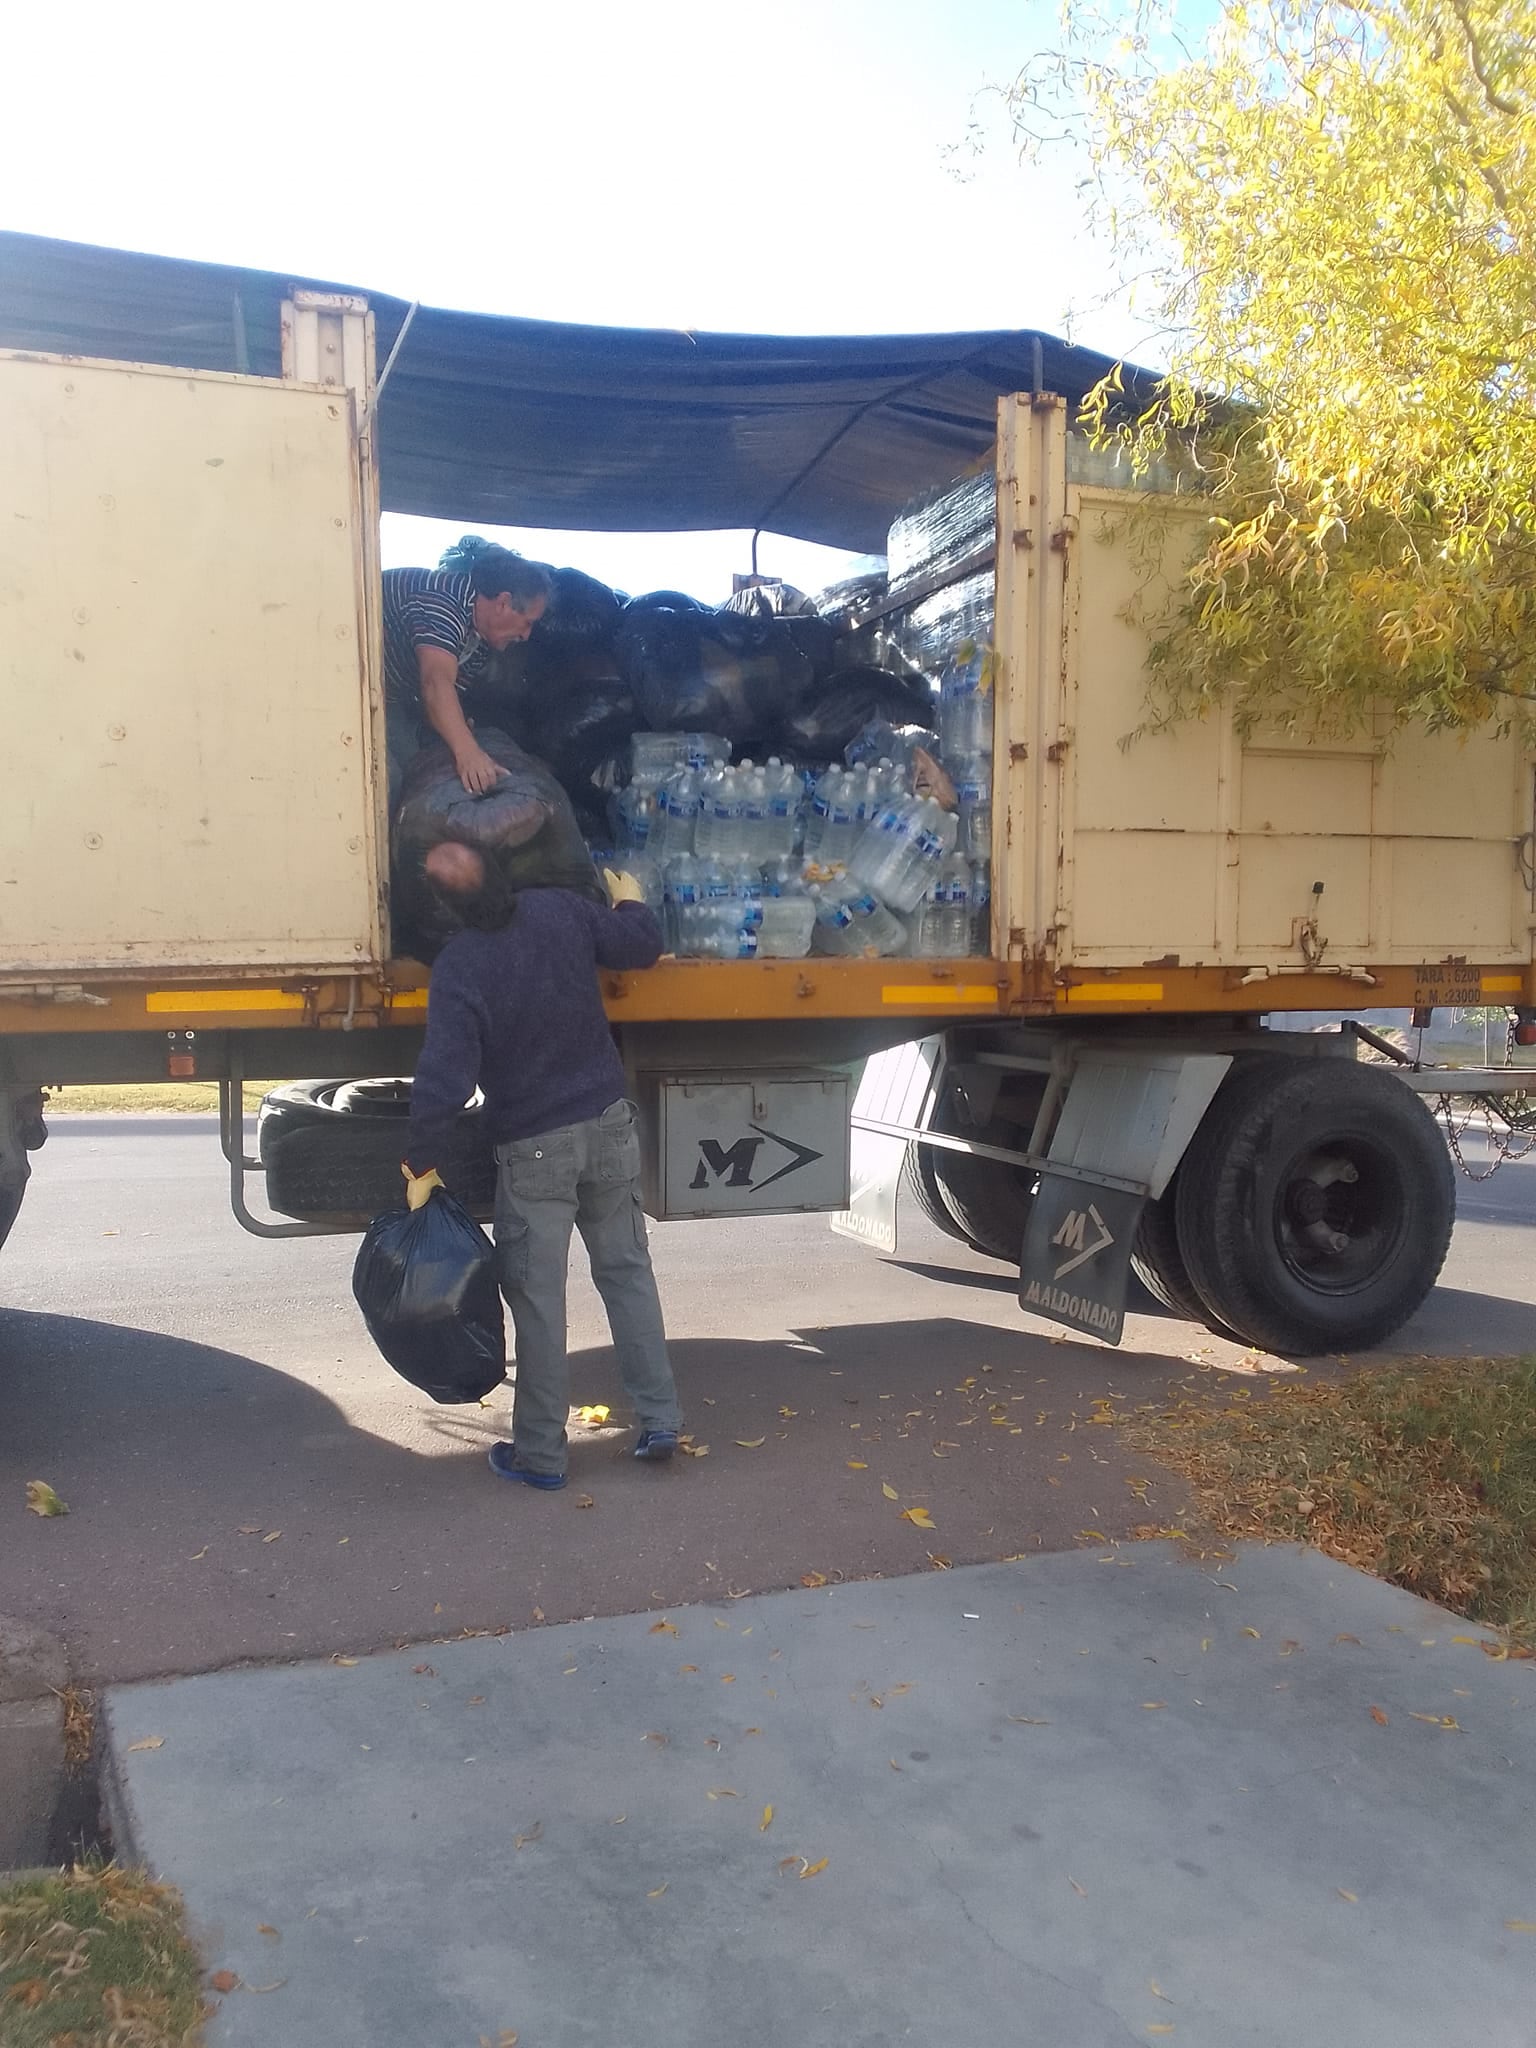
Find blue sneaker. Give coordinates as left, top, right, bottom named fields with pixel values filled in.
left=488, top=1442, right=566, bottom=1490
left=633, top=1429, right=679, bottom=1463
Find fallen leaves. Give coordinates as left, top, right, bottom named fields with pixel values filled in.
left=1068, top=1878, right=1088, bottom=1898
left=24, top=1480, right=67, bottom=1518
left=706, top=1788, right=740, bottom=1801
left=1337, top=1889, right=1358, bottom=1903
left=513, top=1821, right=543, bottom=1850
left=900, top=1507, right=936, bottom=1530
left=411, top=1664, right=436, bottom=1677
left=575, top=1404, right=610, bottom=1426
left=257, top=1923, right=281, bottom=1939
left=188, top=1546, right=209, bottom=1562
left=1370, top=1705, right=1390, bottom=1725
left=643, top=1731, right=669, bottom=1746
left=760, top=1805, right=774, bottom=1832
left=649, top=1619, right=680, bottom=1636
left=800, top=1572, right=828, bottom=1588
left=1141, top=1701, right=1167, bottom=1711
left=846, top=1460, right=868, bottom=1471
left=1504, top=1920, right=1536, bottom=1934
left=678, top=1442, right=709, bottom=1457
left=126, top=1736, right=165, bottom=1753
left=735, top=1438, right=767, bottom=1449
left=479, top=2033, right=519, bottom=2048
left=799, top=1857, right=829, bottom=1880
left=1241, top=1627, right=1261, bottom=1640
left=210, top=1970, right=240, bottom=1994
left=647, top=1883, right=668, bottom=1899
left=881, top=1481, right=900, bottom=1501
left=262, top=1530, right=282, bottom=1544
left=1409, top=1713, right=1462, bottom=1731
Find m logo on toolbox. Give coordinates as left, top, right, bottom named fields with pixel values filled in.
left=690, top=1125, right=823, bottom=1194
left=1019, top=1174, right=1145, bottom=1347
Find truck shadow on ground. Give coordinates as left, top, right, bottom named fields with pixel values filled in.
left=1, top=1287, right=1525, bottom=1687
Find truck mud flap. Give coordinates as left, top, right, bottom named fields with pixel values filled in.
left=1018, top=1050, right=1230, bottom=1344
left=831, top=1038, right=945, bottom=1254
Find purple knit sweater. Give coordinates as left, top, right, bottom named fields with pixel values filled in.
left=405, top=890, right=662, bottom=1173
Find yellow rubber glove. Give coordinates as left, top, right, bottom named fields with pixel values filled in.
left=401, top=1163, right=444, bottom=1211
left=604, top=868, right=646, bottom=906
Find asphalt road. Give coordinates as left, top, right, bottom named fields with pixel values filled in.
left=3, top=1117, right=1532, bottom=1683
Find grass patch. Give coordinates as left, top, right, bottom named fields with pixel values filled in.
left=1124, top=1355, right=1536, bottom=1642
left=0, top=1864, right=206, bottom=2046
left=44, top=1083, right=274, bottom=1115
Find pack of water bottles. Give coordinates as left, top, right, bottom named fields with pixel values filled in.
left=601, top=722, right=991, bottom=962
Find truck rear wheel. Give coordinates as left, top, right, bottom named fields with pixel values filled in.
left=927, top=1129, right=1037, bottom=1264
left=1174, top=1059, right=1455, bottom=1355
left=258, top=1080, right=495, bottom=1227
left=1130, top=1178, right=1211, bottom=1323
left=900, top=1142, right=971, bottom=1247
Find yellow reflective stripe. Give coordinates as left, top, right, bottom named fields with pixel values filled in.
left=1063, top=982, right=1165, bottom=1004
left=388, top=989, right=429, bottom=1009
left=881, top=984, right=998, bottom=1007
left=1481, top=975, right=1523, bottom=995
left=145, top=989, right=305, bottom=1014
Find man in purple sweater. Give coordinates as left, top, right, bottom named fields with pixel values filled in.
left=402, top=861, right=681, bottom=1490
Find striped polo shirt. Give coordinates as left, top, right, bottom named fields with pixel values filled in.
left=381, top=568, right=496, bottom=716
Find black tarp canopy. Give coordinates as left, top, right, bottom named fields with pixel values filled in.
left=0, top=231, right=1154, bottom=555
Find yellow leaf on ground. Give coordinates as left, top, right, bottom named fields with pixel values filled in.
left=1148, top=2027, right=1175, bottom=2037
left=679, top=1664, right=699, bottom=1674
left=1200, top=1639, right=1212, bottom=1652
left=643, top=1731, right=669, bottom=1745
left=258, top=1923, right=280, bottom=1938
left=1241, top=1627, right=1260, bottom=1639
left=1338, top=1890, right=1358, bottom=1903
left=801, top=1572, right=828, bottom=1588
left=576, top=1405, right=610, bottom=1425
left=721, top=1674, right=736, bottom=1684
left=846, top=1460, right=868, bottom=1470
left=1142, top=1702, right=1166, bottom=1710
left=881, top=1482, right=900, bottom=1500
left=735, top=1438, right=767, bottom=1449
left=647, top=1884, right=668, bottom=1899
left=760, top=1805, right=774, bottom=1832
left=679, top=1442, right=709, bottom=1457
left=262, top=1531, right=282, bottom=1543
left=1370, top=1705, right=1390, bottom=1725
left=24, top=1480, right=67, bottom=1518
left=1150, top=1980, right=1173, bottom=2002
left=513, top=1821, right=543, bottom=1849
left=332, top=1656, right=359, bottom=1668
left=900, top=1507, right=936, bottom=1529
left=1504, top=1920, right=1536, bottom=1934
left=649, top=1619, right=680, bottom=1636
left=706, top=1788, right=740, bottom=1800
left=887, top=1683, right=913, bottom=1697
left=189, top=1547, right=209, bottom=1562
left=799, top=1857, right=829, bottom=1879
left=1078, top=1529, right=1109, bottom=1543
left=127, top=1736, right=165, bottom=1752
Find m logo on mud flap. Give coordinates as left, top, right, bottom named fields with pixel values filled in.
left=1050, top=1203, right=1115, bottom=1280
left=690, top=1124, right=823, bottom=1195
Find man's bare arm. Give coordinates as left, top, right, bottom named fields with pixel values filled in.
left=416, top=646, right=504, bottom=795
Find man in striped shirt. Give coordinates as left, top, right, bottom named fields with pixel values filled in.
left=382, top=548, right=552, bottom=800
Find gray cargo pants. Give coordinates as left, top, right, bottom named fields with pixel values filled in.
left=494, top=1098, right=680, bottom=1476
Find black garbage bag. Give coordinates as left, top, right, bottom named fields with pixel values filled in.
left=523, top=645, right=639, bottom=786
left=535, top=566, right=626, bottom=647
left=352, top=1191, right=506, bottom=1403
left=392, top=729, right=603, bottom=962
left=623, top=588, right=708, bottom=616
left=438, top=533, right=499, bottom=573
left=783, top=666, right=935, bottom=758
left=616, top=608, right=818, bottom=743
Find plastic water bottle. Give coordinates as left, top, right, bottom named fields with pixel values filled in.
left=627, top=854, right=664, bottom=918
left=652, top=766, right=699, bottom=859
left=740, top=765, right=769, bottom=864
left=616, top=780, right=659, bottom=854
left=969, top=860, right=990, bottom=956
left=958, top=780, right=991, bottom=863
left=663, top=854, right=700, bottom=952
left=809, top=883, right=854, bottom=956
left=912, top=882, right=945, bottom=958
left=940, top=639, right=993, bottom=767
left=763, top=758, right=796, bottom=860
left=693, top=762, right=726, bottom=859
left=730, top=862, right=764, bottom=933
left=844, top=888, right=908, bottom=957
left=937, top=852, right=971, bottom=955
left=756, top=893, right=816, bottom=957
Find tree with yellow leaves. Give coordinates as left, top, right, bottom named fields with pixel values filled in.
left=1011, top=0, right=1536, bottom=734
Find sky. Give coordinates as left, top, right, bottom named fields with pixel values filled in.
left=2, top=0, right=1144, bottom=600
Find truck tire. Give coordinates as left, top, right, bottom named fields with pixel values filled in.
left=0, top=1175, right=27, bottom=1254
left=928, top=1128, right=1037, bottom=1264
left=1173, top=1059, right=1455, bottom=1355
left=900, top=1142, right=971, bottom=1246
left=258, top=1080, right=496, bottom=1227
left=1130, top=1179, right=1211, bottom=1322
